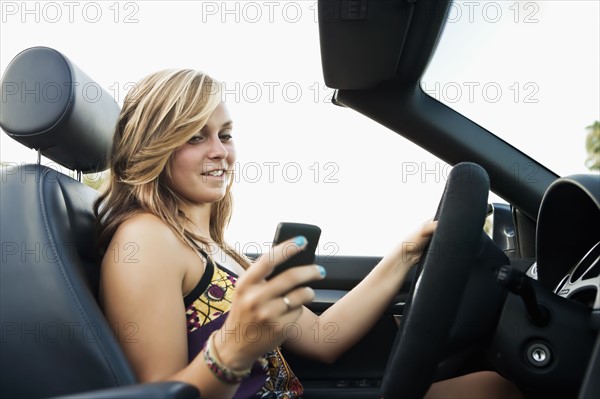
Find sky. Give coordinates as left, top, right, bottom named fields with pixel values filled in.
left=423, top=0, right=600, bottom=177
left=1, top=1, right=599, bottom=256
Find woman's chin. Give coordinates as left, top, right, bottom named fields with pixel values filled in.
left=199, top=191, right=227, bottom=204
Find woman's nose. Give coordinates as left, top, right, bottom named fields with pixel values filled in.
left=207, top=136, right=228, bottom=159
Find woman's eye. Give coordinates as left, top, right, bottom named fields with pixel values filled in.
left=220, top=134, right=233, bottom=142
left=187, top=135, right=205, bottom=144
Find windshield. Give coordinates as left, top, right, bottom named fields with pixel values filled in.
left=1, top=1, right=449, bottom=256
left=422, top=0, right=600, bottom=177
left=2, top=1, right=596, bottom=257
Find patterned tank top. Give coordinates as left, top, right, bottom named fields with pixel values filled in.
left=183, top=245, right=303, bottom=399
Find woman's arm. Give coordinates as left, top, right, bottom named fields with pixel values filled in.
left=100, top=214, right=325, bottom=398
left=100, top=214, right=243, bottom=398
left=284, top=221, right=437, bottom=363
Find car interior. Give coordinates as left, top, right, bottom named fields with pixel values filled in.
left=1, top=1, right=599, bottom=399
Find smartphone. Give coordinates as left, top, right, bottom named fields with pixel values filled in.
left=268, top=222, right=322, bottom=280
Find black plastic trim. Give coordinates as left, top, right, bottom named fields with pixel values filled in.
left=335, top=83, right=558, bottom=221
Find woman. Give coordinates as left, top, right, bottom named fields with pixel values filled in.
left=95, top=69, right=521, bottom=398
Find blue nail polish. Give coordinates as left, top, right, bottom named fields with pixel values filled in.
left=317, top=265, right=326, bottom=278
left=294, top=236, right=307, bottom=247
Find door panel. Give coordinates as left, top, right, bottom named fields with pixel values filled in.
left=278, top=255, right=416, bottom=398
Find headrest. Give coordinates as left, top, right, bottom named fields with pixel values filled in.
left=0, top=47, right=119, bottom=173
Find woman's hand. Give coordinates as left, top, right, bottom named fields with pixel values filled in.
left=213, top=236, right=325, bottom=371
left=385, top=220, right=438, bottom=273
left=280, top=220, right=438, bottom=364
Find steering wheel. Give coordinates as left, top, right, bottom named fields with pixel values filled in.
left=381, top=162, right=493, bottom=398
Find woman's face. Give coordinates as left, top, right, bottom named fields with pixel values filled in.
left=169, top=102, right=236, bottom=205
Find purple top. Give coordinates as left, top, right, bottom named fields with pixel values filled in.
left=183, top=249, right=303, bottom=399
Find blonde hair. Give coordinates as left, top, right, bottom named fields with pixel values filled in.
left=94, top=69, right=250, bottom=269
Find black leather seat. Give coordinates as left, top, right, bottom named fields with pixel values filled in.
left=0, top=47, right=200, bottom=399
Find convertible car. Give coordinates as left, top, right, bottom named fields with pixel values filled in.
left=1, top=1, right=598, bottom=398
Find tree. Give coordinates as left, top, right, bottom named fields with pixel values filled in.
left=83, top=171, right=109, bottom=191
left=585, top=121, right=600, bottom=171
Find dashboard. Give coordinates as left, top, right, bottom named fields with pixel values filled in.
left=489, top=174, right=600, bottom=396
left=534, top=175, right=600, bottom=312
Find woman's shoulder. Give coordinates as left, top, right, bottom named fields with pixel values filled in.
left=117, top=212, right=171, bottom=234
left=105, top=212, right=190, bottom=271
left=113, top=213, right=180, bottom=246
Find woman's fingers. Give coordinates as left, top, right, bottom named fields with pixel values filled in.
left=255, top=286, right=316, bottom=322
left=405, top=220, right=438, bottom=249
left=266, top=265, right=325, bottom=298
left=239, top=236, right=308, bottom=287
left=278, top=286, right=316, bottom=313
left=237, top=263, right=324, bottom=315
left=421, top=220, right=438, bottom=237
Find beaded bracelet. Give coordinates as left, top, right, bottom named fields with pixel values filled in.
left=203, top=330, right=252, bottom=384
